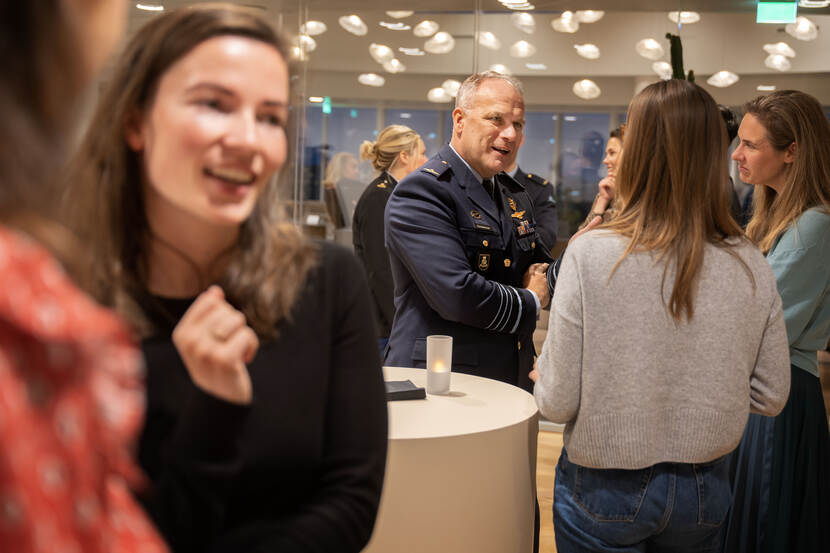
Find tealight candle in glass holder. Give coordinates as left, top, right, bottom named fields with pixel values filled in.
left=426, top=335, right=452, bottom=395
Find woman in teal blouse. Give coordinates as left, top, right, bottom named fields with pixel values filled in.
left=725, top=90, right=830, bottom=553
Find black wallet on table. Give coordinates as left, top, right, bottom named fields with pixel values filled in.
left=385, top=380, right=426, bottom=401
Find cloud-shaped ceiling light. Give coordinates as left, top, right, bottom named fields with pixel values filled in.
left=573, top=79, right=601, bottom=100
left=635, top=38, right=664, bottom=60
left=442, top=79, right=461, bottom=97
left=510, top=40, right=536, bottom=58
left=652, top=61, right=673, bottom=80
left=386, top=11, right=414, bottom=18
left=668, top=11, right=700, bottom=24
left=489, top=64, right=511, bottom=75
left=383, top=59, right=406, bottom=73
left=399, top=47, right=425, bottom=56
left=575, top=10, right=604, bottom=23
left=478, top=32, right=501, bottom=50
left=785, top=17, right=818, bottom=41
left=358, top=73, right=385, bottom=87
left=511, top=13, right=536, bottom=34
left=552, top=11, right=579, bottom=33
left=339, top=15, right=367, bottom=36
left=763, top=42, right=796, bottom=57
left=295, top=35, right=316, bottom=53
left=428, top=87, right=453, bottom=103
left=369, top=43, right=395, bottom=63
left=301, top=21, right=327, bottom=36
left=506, top=3, right=536, bottom=10
left=798, top=0, right=829, bottom=7
left=290, top=46, right=307, bottom=61
left=706, top=71, right=739, bottom=88
left=765, top=54, right=792, bottom=71
left=380, top=21, right=411, bottom=31
left=574, top=43, right=600, bottom=60
left=425, top=32, right=455, bottom=54
left=413, top=20, right=439, bottom=38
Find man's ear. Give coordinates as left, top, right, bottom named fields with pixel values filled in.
left=783, top=141, right=796, bottom=164
left=451, top=107, right=464, bottom=136
left=123, top=109, right=145, bottom=152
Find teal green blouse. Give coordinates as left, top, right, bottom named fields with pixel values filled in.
left=766, top=207, right=830, bottom=377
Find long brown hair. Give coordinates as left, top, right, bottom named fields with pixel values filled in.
left=604, top=79, right=748, bottom=321
left=743, top=91, right=830, bottom=253
left=0, top=2, right=87, bottom=263
left=67, top=5, right=316, bottom=338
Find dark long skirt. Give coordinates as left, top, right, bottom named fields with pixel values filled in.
left=723, top=364, right=830, bottom=553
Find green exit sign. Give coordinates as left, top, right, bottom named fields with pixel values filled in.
left=757, top=2, right=798, bottom=23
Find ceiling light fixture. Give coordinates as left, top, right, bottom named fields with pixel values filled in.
left=380, top=21, right=412, bottom=31
left=706, top=71, right=739, bottom=88
left=757, top=84, right=777, bottom=91
left=635, top=38, right=664, bottom=60
left=574, top=43, right=600, bottom=60
left=526, top=63, right=547, bottom=70
left=785, top=16, right=819, bottom=40
left=369, top=43, right=395, bottom=63
left=765, top=54, right=792, bottom=71
left=136, top=3, right=164, bottom=11
left=339, top=15, right=368, bottom=36
left=386, top=10, right=414, bottom=18
left=667, top=11, right=700, bottom=24
left=295, top=35, right=316, bottom=53
left=489, top=64, right=511, bottom=75
left=383, top=59, right=407, bottom=73
left=424, top=32, right=456, bottom=54
left=572, top=79, right=601, bottom=100
left=309, top=97, right=324, bottom=103
left=301, top=21, right=327, bottom=36
left=413, top=20, right=440, bottom=37
left=358, top=73, right=385, bottom=87
left=511, top=13, right=536, bottom=33
left=442, top=79, right=461, bottom=97
left=798, top=1, right=829, bottom=7
left=652, top=61, right=673, bottom=80
left=763, top=42, right=796, bottom=57
left=478, top=31, right=502, bottom=50
left=427, top=87, right=453, bottom=103
left=575, top=10, right=604, bottom=23
left=399, top=47, right=425, bottom=56
left=509, top=40, right=537, bottom=58
left=552, top=11, right=579, bottom=33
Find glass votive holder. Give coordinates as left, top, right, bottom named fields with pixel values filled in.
left=426, top=335, right=452, bottom=395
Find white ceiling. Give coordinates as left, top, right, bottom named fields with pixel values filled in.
left=127, top=1, right=830, bottom=105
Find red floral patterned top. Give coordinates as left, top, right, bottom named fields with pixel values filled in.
left=0, top=227, right=167, bottom=552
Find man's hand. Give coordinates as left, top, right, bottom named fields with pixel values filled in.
left=172, top=286, right=258, bottom=405
left=524, top=262, right=550, bottom=308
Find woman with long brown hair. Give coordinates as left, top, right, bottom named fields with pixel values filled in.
left=0, top=1, right=166, bottom=551
left=67, top=6, right=387, bottom=552
left=725, top=90, right=830, bottom=553
left=534, top=79, right=790, bottom=552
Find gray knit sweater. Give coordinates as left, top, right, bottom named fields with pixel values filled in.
left=534, top=231, right=791, bottom=469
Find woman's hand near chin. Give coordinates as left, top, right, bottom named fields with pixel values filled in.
left=172, top=285, right=259, bottom=405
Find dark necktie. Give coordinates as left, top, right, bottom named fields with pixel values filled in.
left=483, top=178, right=495, bottom=200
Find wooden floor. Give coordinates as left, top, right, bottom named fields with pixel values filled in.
left=536, top=430, right=563, bottom=553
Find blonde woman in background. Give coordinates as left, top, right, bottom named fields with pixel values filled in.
left=352, top=125, right=427, bottom=353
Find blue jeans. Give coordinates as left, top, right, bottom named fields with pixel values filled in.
left=554, top=448, right=730, bottom=553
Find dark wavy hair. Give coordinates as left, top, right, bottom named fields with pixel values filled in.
left=66, top=4, right=316, bottom=338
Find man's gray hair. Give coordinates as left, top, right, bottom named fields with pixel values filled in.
left=454, top=71, right=525, bottom=111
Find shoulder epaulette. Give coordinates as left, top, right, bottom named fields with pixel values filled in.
left=526, top=173, right=550, bottom=186
left=419, top=158, right=452, bottom=179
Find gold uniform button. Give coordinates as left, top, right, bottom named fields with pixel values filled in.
left=482, top=239, right=489, bottom=247
left=504, top=259, right=511, bottom=267
left=518, top=341, right=522, bottom=350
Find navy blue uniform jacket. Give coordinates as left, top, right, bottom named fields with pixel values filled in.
left=514, top=167, right=558, bottom=253
left=384, top=144, right=553, bottom=391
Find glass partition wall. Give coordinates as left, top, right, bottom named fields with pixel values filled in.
left=126, top=1, right=830, bottom=239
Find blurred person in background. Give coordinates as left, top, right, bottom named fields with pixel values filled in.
left=725, top=90, right=830, bottom=553
left=0, top=1, right=167, bottom=551
left=353, top=125, right=426, bottom=354
left=535, top=79, right=790, bottom=553
left=579, top=127, right=622, bottom=228
left=322, top=152, right=359, bottom=228
left=67, top=6, right=387, bottom=553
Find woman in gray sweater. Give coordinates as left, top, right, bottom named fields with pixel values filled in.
left=534, top=79, right=791, bottom=553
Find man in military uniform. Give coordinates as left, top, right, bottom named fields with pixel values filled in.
left=384, top=71, right=554, bottom=392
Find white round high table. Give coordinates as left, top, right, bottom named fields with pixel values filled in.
left=363, top=367, right=540, bottom=553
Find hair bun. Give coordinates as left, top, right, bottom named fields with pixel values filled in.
left=359, top=140, right=377, bottom=162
